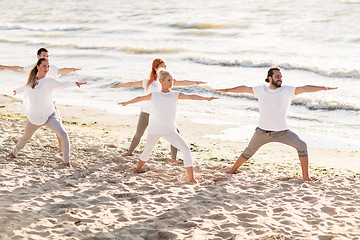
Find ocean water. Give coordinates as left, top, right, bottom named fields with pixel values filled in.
left=0, top=0, right=359, bottom=151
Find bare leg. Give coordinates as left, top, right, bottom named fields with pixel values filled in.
left=185, top=166, right=197, bottom=183
left=227, top=155, right=248, bottom=174
left=7, top=152, right=15, bottom=158
left=299, top=156, right=311, bottom=181
left=132, top=160, right=146, bottom=173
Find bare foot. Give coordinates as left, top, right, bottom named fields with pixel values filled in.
left=64, top=162, right=72, bottom=167
left=303, top=177, right=312, bottom=182
left=171, top=159, right=177, bottom=163
left=7, top=152, right=15, bottom=159
left=226, top=169, right=236, bottom=174
left=132, top=169, right=139, bottom=173
left=189, top=178, right=198, bottom=183
left=122, top=151, right=132, bottom=157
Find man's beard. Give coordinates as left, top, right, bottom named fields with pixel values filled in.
left=271, top=79, right=282, bottom=88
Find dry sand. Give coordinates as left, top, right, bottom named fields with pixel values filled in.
left=0, top=94, right=359, bottom=240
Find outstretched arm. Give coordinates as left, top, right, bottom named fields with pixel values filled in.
left=13, top=86, right=27, bottom=95
left=215, top=85, right=254, bottom=94
left=0, top=65, right=25, bottom=73
left=118, top=94, right=152, bottom=106
left=295, top=85, right=338, bottom=95
left=111, top=81, right=143, bottom=88
left=173, top=79, right=207, bottom=86
left=178, top=92, right=218, bottom=101
left=58, top=68, right=82, bottom=75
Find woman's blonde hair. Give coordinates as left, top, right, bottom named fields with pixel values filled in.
left=157, top=68, right=173, bottom=81
left=27, top=58, right=47, bottom=89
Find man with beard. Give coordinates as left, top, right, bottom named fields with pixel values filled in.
left=215, top=67, right=337, bottom=181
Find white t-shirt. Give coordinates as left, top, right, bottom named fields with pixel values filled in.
left=23, top=64, right=60, bottom=79
left=15, top=77, right=77, bottom=125
left=140, top=78, right=161, bottom=113
left=252, top=85, right=296, bottom=131
left=147, top=91, right=180, bottom=134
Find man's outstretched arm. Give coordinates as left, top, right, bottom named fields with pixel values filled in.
left=58, top=68, right=82, bottom=75
left=215, top=85, right=254, bottom=94
left=0, top=65, right=25, bottom=73
left=295, top=85, right=338, bottom=95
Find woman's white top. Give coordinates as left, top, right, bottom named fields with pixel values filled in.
left=15, top=76, right=77, bottom=125
left=24, top=64, right=60, bottom=78
left=147, top=91, right=180, bottom=134
left=140, top=79, right=161, bottom=114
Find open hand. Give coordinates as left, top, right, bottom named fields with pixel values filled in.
left=207, top=97, right=218, bottom=101
left=195, top=81, right=207, bottom=85
left=76, top=81, right=87, bottom=87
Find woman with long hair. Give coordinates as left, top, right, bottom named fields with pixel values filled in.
left=111, top=58, right=206, bottom=161
left=119, top=68, right=217, bottom=183
left=7, top=58, right=87, bottom=167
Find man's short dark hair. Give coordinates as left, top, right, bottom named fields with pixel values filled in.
left=37, top=48, right=48, bottom=56
left=265, top=67, right=280, bottom=82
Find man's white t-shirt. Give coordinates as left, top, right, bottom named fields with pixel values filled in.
left=15, top=77, right=76, bottom=125
left=23, top=64, right=60, bottom=79
left=140, top=79, right=161, bottom=114
left=252, top=85, right=296, bottom=131
left=147, top=91, right=180, bottom=134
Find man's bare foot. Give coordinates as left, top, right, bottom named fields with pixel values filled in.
left=122, top=151, right=132, bottom=157
left=7, top=152, right=15, bottom=158
left=303, top=177, right=312, bottom=182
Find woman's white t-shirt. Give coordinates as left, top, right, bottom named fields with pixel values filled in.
left=16, top=77, right=77, bottom=125
left=140, top=79, right=161, bottom=114
left=252, top=85, right=296, bottom=131
left=147, top=91, right=180, bottom=134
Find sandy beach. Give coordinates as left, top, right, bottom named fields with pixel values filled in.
left=0, top=94, right=359, bottom=240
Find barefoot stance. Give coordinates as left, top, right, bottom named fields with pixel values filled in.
left=119, top=69, right=217, bottom=183
left=215, top=67, right=337, bottom=181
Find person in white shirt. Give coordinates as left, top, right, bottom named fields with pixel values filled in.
left=119, top=68, right=217, bottom=183
left=0, top=48, right=82, bottom=151
left=7, top=58, right=87, bottom=167
left=111, top=58, right=206, bottom=162
left=215, top=67, right=337, bottom=181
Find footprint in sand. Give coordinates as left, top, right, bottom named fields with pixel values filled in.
left=321, top=206, right=337, bottom=215
left=205, top=213, right=227, bottom=220
left=302, top=195, right=318, bottom=204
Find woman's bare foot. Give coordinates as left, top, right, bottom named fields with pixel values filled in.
left=189, top=178, right=197, bottom=183
left=226, top=169, right=236, bottom=174
left=122, top=151, right=132, bottom=157
left=64, top=162, right=72, bottom=167
left=7, top=152, right=15, bottom=158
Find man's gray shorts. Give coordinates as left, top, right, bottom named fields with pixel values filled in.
left=241, top=127, right=308, bottom=160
